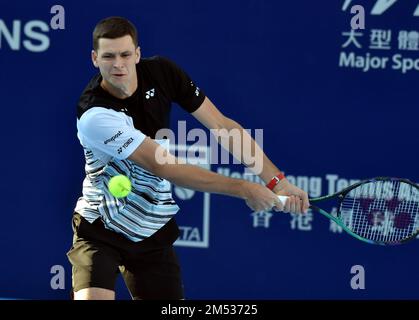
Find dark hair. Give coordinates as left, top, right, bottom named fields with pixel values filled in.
left=93, top=16, right=138, bottom=51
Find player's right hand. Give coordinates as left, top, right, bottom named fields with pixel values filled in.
left=242, top=182, right=283, bottom=212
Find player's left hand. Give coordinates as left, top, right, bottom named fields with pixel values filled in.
left=272, top=179, right=310, bottom=214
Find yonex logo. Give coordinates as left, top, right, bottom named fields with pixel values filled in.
left=117, top=137, right=134, bottom=154
left=145, top=88, right=155, bottom=99
left=190, top=81, right=200, bottom=96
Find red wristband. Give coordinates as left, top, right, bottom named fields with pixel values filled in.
left=266, top=172, right=286, bottom=190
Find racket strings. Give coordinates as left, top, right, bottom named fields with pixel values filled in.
left=339, top=180, right=419, bottom=243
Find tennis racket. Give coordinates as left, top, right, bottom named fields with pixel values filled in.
left=277, top=177, right=419, bottom=245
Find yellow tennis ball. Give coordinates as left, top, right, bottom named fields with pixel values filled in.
left=108, top=175, right=132, bottom=198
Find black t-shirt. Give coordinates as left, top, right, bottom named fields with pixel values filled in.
left=76, top=56, right=206, bottom=245
left=78, top=55, right=206, bottom=138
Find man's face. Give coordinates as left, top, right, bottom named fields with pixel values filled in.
left=92, top=35, right=140, bottom=94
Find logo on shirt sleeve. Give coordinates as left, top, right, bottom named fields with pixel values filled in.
left=117, top=137, right=134, bottom=154
left=104, top=131, right=123, bottom=144
left=190, top=81, right=200, bottom=96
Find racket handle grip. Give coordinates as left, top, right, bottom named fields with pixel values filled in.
left=277, top=195, right=289, bottom=206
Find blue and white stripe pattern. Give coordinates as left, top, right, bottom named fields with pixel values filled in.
left=75, top=147, right=179, bottom=242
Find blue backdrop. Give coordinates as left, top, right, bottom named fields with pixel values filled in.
left=0, top=0, right=418, bottom=299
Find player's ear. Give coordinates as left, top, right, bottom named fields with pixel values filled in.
left=91, top=50, right=99, bottom=68
left=135, top=46, right=141, bottom=64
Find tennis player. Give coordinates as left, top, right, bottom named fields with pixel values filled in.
left=67, top=16, right=309, bottom=300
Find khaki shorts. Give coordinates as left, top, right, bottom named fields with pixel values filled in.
left=66, top=213, right=183, bottom=299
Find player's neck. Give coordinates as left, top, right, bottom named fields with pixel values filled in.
left=101, top=77, right=138, bottom=100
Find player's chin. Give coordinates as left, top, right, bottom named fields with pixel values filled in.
left=110, top=79, right=126, bottom=87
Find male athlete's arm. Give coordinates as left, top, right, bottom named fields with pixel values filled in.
left=128, top=137, right=281, bottom=213
left=78, top=107, right=281, bottom=212
left=192, top=97, right=309, bottom=213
